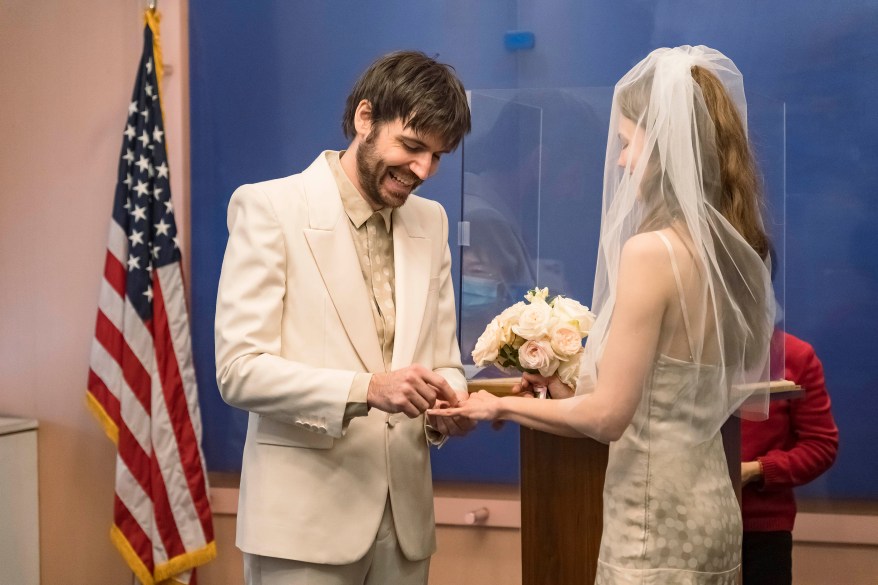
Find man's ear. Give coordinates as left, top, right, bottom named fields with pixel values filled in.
left=354, top=99, right=373, bottom=139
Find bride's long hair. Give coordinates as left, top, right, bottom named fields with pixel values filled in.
left=574, top=47, right=774, bottom=441
left=616, top=66, right=769, bottom=261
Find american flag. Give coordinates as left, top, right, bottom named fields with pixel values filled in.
left=86, top=19, right=215, bottom=585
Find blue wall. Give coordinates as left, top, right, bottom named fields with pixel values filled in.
left=190, top=1, right=878, bottom=498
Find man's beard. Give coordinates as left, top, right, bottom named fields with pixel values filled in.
left=356, top=134, right=422, bottom=209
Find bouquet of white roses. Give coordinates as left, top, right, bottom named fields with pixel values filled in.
left=471, top=288, right=596, bottom=391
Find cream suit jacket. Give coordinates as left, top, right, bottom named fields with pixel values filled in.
left=215, top=152, right=466, bottom=565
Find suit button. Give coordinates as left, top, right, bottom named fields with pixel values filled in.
left=386, top=415, right=396, bottom=428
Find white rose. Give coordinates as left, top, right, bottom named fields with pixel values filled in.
left=498, top=301, right=527, bottom=323
left=557, top=350, right=583, bottom=387
left=513, top=299, right=555, bottom=340
left=471, top=319, right=503, bottom=366
left=518, top=339, right=560, bottom=377
left=497, top=302, right=527, bottom=344
left=549, top=322, right=583, bottom=359
left=552, top=296, right=596, bottom=337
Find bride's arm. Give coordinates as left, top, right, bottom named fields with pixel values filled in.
left=497, top=234, right=672, bottom=441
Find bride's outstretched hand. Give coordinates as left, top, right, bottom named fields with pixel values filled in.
left=515, top=372, right=575, bottom=399
left=428, top=390, right=502, bottom=421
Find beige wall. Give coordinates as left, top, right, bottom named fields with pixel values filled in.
left=2, top=2, right=877, bottom=584
left=0, top=0, right=188, bottom=582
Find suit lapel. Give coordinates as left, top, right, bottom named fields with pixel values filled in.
left=302, top=154, right=384, bottom=374
left=391, top=205, right=431, bottom=371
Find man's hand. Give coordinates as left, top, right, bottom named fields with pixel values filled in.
left=428, top=391, right=477, bottom=437
left=367, top=364, right=459, bottom=418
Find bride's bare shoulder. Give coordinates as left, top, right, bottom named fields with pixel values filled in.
left=619, top=232, right=678, bottom=291
left=621, top=231, right=670, bottom=262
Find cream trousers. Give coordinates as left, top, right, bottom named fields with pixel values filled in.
left=243, top=497, right=430, bottom=585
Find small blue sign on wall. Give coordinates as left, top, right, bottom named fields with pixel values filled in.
left=504, top=30, right=535, bottom=51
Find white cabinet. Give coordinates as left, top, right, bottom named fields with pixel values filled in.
left=0, top=417, right=40, bottom=585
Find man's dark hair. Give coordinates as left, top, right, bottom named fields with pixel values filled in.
left=342, top=51, right=471, bottom=150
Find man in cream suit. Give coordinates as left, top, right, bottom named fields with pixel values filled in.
left=215, top=51, right=474, bottom=585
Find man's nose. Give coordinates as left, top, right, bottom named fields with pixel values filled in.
left=409, top=152, right=435, bottom=180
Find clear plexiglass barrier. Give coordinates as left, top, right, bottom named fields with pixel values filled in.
left=433, top=87, right=786, bottom=483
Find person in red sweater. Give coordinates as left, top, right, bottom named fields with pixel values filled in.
left=740, top=330, right=839, bottom=585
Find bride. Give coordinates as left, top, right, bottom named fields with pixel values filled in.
left=432, top=45, right=774, bottom=583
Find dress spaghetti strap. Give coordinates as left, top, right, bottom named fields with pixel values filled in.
left=655, top=231, right=696, bottom=360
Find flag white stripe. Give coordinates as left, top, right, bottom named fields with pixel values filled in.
left=98, top=278, right=125, bottom=327
left=108, top=220, right=128, bottom=262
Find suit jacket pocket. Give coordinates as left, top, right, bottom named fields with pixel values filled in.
left=255, top=414, right=334, bottom=449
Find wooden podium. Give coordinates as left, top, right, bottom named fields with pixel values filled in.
left=469, top=378, right=609, bottom=584
left=520, top=428, right=608, bottom=585
left=470, top=377, right=800, bottom=585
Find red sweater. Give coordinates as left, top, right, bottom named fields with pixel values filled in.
left=740, top=331, right=839, bottom=532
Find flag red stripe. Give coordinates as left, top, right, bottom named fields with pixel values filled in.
left=153, top=273, right=215, bottom=539
left=150, top=449, right=187, bottom=559
left=114, top=494, right=154, bottom=572
left=87, top=368, right=122, bottom=428
left=95, top=311, right=152, bottom=413
left=104, top=249, right=127, bottom=297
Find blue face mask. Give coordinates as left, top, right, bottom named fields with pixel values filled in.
left=462, top=275, right=502, bottom=309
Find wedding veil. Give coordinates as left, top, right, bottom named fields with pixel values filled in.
left=572, top=46, right=774, bottom=444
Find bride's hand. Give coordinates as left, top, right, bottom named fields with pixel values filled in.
left=427, top=390, right=502, bottom=421
left=513, top=372, right=575, bottom=399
